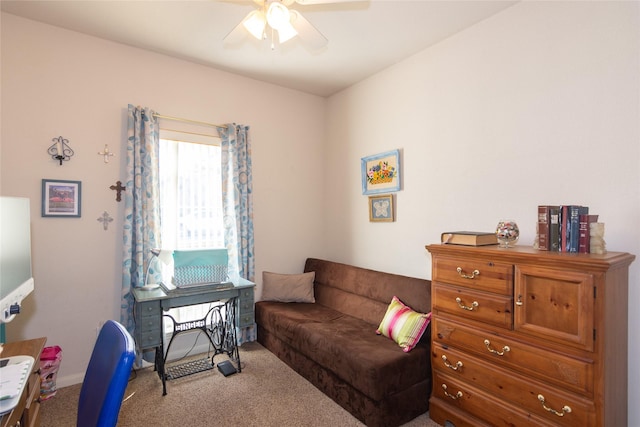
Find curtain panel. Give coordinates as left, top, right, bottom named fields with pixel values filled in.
left=219, top=124, right=255, bottom=345
left=219, top=124, right=255, bottom=283
left=121, top=105, right=161, bottom=333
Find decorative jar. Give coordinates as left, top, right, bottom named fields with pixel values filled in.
left=496, top=220, right=519, bottom=248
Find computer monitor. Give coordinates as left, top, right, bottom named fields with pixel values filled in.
left=0, top=197, right=35, bottom=324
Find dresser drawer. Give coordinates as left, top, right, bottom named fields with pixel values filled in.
left=137, top=300, right=162, bottom=318
left=432, top=343, right=595, bottom=426
left=138, top=329, right=162, bottom=348
left=433, top=317, right=593, bottom=395
left=238, top=312, right=255, bottom=327
left=239, top=287, right=254, bottom=301
left=432, top=371, right=559, bottom=427
left=238, top=294, right=254, bottom=313
left=433, top=283, right=512, bottom=329
left=433, top=256, right=513, bottom=295
left=136, top=314, right=161, bottom=333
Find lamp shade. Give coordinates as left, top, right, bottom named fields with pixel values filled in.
left=150, top=249, right=173, bottom=265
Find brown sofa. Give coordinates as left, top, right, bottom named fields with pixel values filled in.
left=255, top=258, right=432, bottom=427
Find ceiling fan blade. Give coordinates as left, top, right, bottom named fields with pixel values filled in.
left=289, top=10, right=327, bottom=50
left=223, top=11, right=254, bottom=45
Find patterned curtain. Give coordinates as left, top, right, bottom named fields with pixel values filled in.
left=219, top=124, right=254, bottom=282
left=219, top=124, right=255, bottom=344
left=121, top=105, right=161, bottom=333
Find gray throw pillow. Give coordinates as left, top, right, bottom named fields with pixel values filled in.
left=261, top=271, right=315, bottom=303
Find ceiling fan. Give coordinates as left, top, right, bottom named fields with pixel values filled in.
left=224, top=0, right=358, bottom=50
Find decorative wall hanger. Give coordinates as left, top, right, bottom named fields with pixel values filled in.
left=98, top=145, right=115, bottom=163
left=109, top=180, right=126, bottom=202
left=47, top=136, right=75, bottom=165
left=97, top=211, right=113, bottom=230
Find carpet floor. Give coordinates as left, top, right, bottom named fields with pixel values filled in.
left=39, top=341, right=440, bottom=426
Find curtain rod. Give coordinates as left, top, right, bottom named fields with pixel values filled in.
left=160, top=128, right=220, bottom=140
left=152, top=113, right=227, bottom=130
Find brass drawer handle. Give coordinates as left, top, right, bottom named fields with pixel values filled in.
left=442, top=384, right=463, bottom=400
left=538, top=394, right=572, bottom=417
left=441, top=355, right=463, bottom=371
left=456, top=267, right=480, bottom=279
left=455, top=297, right=479, bottom=311
left=484, top=339, right=510, bottom=356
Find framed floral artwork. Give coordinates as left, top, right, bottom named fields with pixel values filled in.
left=42, top=179, right=82, bottom=217
left=361, top=149, right=401, bottom=195
left=368, top=194, right=394, bottom=222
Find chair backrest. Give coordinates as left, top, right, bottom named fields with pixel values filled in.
left=77, top=320, right=135, bottom=427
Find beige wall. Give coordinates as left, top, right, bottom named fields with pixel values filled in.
left=1, top=12, right=326, bottom=384
left=325, top=1, right=640, bottom=424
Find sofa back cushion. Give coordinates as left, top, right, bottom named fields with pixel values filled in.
left=304, top=258, right=431, bottom=326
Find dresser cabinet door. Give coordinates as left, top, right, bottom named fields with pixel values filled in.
left=514, top=265, right=594, bottom=352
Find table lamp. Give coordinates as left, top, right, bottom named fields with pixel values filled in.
left=142, top=249, right=173, bottom=290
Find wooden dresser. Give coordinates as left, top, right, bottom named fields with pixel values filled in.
left=1, top=337, right=46, bottom=427
left=426, top=244, right=634, bottom=427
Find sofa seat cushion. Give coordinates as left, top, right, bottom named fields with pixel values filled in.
left=256, top=301, right=430, bottom=401
left=256, top=301, right=345, bottom=344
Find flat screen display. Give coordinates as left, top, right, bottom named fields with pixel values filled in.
left=0, top=197, right=34, bottom=323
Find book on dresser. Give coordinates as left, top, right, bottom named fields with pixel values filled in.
left=441, top=231, right=498, bottom=246
left=537, top=205, right=558, bottom=250
left=579, top=214, right=599, bottom=253
left=549, top=206, right=560, bottom=251
left=567, top=205, right=588, bottom=253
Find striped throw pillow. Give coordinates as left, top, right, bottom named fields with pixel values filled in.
left=376, top=296, right=432, bottom=353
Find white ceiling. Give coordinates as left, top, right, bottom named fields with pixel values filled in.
left=1, top=0, right=518, bottom=97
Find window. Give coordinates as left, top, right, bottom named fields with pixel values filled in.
left=159, top=133, right=224, bottom=329
left=159, top=138, right=223, bottom=250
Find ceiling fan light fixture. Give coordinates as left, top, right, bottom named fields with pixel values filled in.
left=243, top=10, right=266, bottom=40
left=266, top=2, right=291, bottom=30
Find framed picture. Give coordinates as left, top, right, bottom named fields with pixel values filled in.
left=42, top=179, right=82, bottom=217
left=368, top=194, right=394, bottom=222
left=361, top=149, right=401, bottom=195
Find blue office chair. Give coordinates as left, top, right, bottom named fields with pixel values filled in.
left=77, top=320, right=135, bottom=427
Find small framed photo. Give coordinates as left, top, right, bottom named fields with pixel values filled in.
left=42, top=179, right=82, bottom=217
left=361, top=149, right=401, bottom=195
left=368, top=194, right=394, bottom=222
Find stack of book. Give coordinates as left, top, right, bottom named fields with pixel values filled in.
left=537, top=205, right=598, bottom=253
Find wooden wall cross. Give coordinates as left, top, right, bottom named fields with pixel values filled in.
left=109, top=180, right=126, bottom=202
